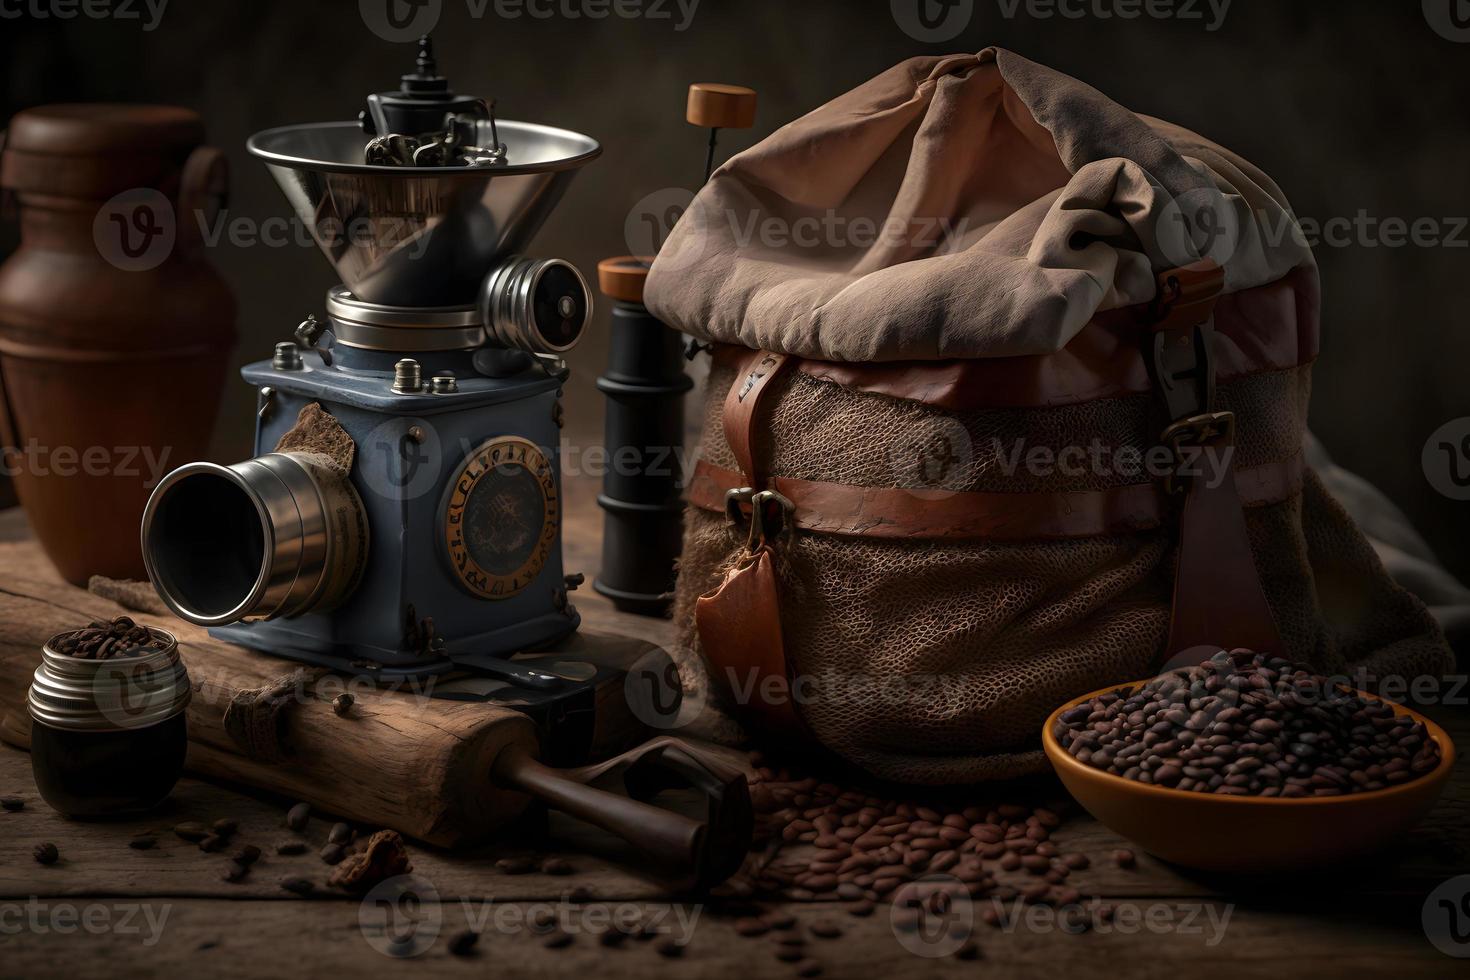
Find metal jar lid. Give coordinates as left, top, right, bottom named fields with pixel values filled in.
left=28, top=627, right=191, bottom=733
left=325, top=285, right=489, bottom=352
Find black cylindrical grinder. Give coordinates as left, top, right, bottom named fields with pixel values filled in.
left=594, top=257, right=693, bottom=616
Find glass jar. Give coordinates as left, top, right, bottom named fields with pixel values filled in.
left=27, top=626, right=191, bottom=818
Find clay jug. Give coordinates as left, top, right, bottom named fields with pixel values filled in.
left=0, top=104, right=236, bottom=584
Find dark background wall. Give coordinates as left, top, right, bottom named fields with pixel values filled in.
left=2, top=0, right=1468, bottom=574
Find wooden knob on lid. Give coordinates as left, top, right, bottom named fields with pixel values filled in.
left=597, top=255, right=655, bottom=303
left=686, top=83, right=757, bottom=130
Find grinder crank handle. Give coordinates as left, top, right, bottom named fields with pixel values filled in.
left=572, top=737, right=753, bottom=888
left=490, top=737, right=752, bottom=892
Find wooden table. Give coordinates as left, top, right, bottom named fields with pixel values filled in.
left=0, top=484, right=1466, bottom=978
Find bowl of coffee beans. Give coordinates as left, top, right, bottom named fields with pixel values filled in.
left=1043, top=649, right=1454, bottom=872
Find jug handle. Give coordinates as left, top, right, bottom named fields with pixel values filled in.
left=176, top=145, right=229, bottom=257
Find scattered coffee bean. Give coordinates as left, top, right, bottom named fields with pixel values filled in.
left=234, top=845, right=262, bottom=866
left=955, top=940, right=982, bottom=960
left=1, top=796, right=24, bottom=812
left=212, top=818, right=238, bottom=837
left=734, top=917, right=769, bottom=937
left=174, top=821, right=210, bottom=842
left=320, top=843, right=346, bottom=865
left=275, top=841, right=307, bottom=856
left=847, top=900, right=875, bottom=917
left=795, top=958, right=824, bottom=977
left=1113, top=849, right=1136, bottom=869
left=199, top=834, right=226, bottom=853
left=329, top=822, right=353, bottom=845
left=598, top=926, right=630, bottom=947
left=332, top=693, right=355, bottom=717
left=656, top=938, right=685, bottom=958
left=809, top=921, right=842, bottom=939
left=541, top=858, right=574, bottom=876
left=1054, top=650, right=1442, bottom=796
left=775, top=946, right=805, bottom=963
left=285, top=803, right=311, bottom=831
left=280, top=877, right=314, bottom=897
left=222, top=861, right=249, bottom=883
left=33, top=842, right=59, bottom=865
left=128, top=836, right=156, bottom=850
left=566, top=886, right=594, bottom=903
left=543, top=931, right=574, bottom=949
left=447, top=930, right=479, bottom=956
left=496, top=857, right=535, bottom=875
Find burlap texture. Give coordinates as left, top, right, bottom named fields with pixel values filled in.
left=673, top=361, right=1451, bottom=784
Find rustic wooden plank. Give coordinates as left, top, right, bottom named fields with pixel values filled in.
left=0, top=894, right=1452, bottom=980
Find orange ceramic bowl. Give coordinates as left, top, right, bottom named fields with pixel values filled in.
left=1042, top=682, right=1456, bottom=873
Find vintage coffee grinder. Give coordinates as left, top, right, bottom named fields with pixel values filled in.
left=140, top=39, right=600, bottom=679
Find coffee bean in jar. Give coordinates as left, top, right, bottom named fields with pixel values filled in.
left=27, top=618, right=191, bottom=818
left=1052, top=649, right=1442, bottom=797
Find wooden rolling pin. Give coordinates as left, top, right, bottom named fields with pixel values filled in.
left=0, top=541, right=749, bottom=887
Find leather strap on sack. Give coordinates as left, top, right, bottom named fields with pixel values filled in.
left=722, top=349, right=792, bottom=489
left=1146, top=260, right=1283, bottom=669
left=695, top=349, right=807, bottom=741
left=686, top=454, right=1305, bottom=540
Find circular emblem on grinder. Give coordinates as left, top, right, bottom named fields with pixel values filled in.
left=443, top=436, right=559, bottom=600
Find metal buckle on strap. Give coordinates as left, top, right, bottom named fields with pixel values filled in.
left=1160, top=410, right=1236, bottom=495
left=724, top=487, right=793, bottom=551
left=1150, top=318, right=1217, bottom=424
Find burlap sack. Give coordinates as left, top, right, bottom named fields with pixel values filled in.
left=645, top=50, right=1453, bottom=784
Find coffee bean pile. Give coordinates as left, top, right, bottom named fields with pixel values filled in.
left=700, top=754, right=1130, bottom=971
left=51, top=617, right=159, bottom=659
left=1054, top=649, right=1443, bottom=796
